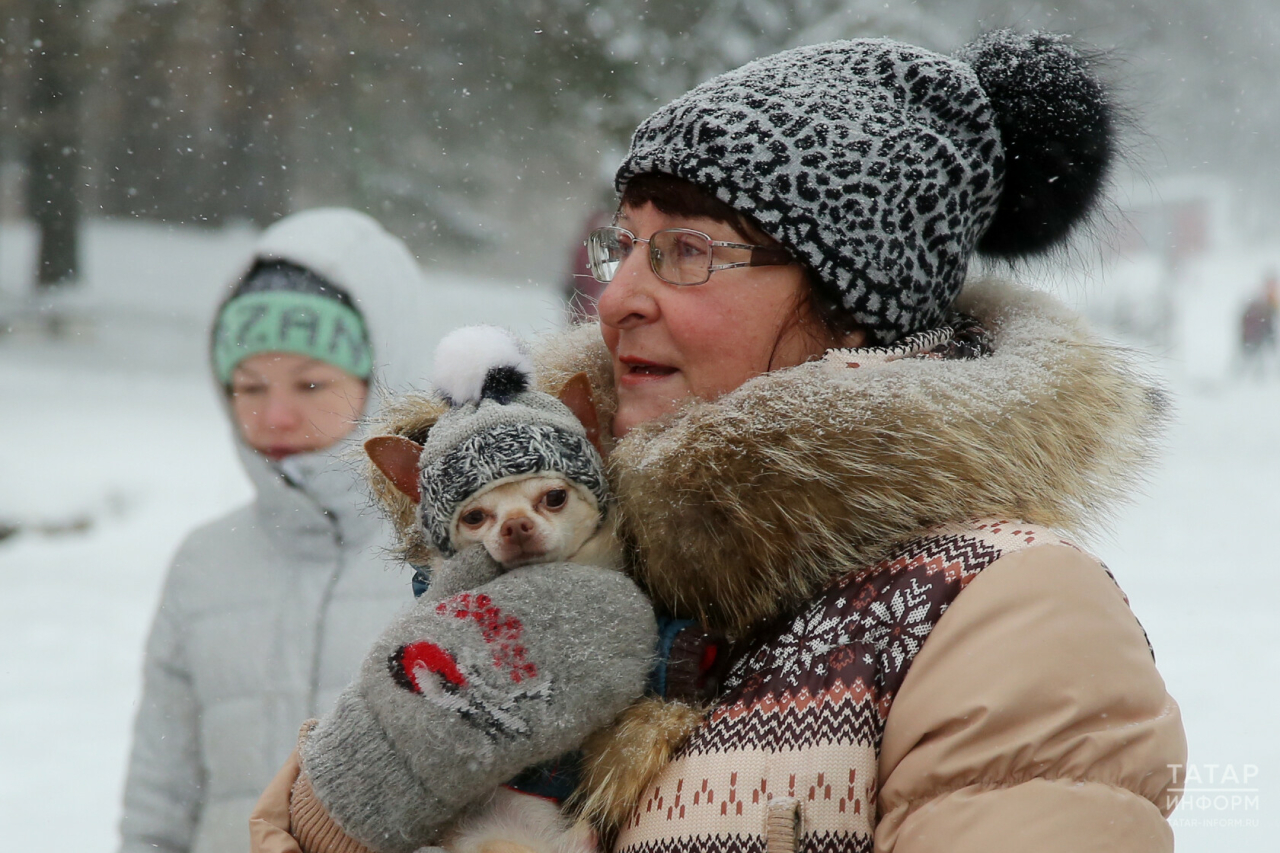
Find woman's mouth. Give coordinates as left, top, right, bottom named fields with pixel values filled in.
left=619, top=356, right=679, bottom=384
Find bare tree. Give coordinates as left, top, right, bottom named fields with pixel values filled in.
left=14, top=0, right=1276, bottom=284
left=26, top=0, right=84, bottom=287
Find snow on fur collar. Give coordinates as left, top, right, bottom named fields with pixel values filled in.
left=369, top=279, right=1166, bottom=639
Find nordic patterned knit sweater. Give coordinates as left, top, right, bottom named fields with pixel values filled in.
left=252, top=279, right=1186, bottom=853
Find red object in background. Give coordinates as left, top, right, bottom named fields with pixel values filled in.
left=1110, top=194, right=1215, bottom=264
left=1168, top=200, right=1209, bottom=264
left=1241, top=274, right=1279, bottom=352
left=564, top=210, right=613, bottom=321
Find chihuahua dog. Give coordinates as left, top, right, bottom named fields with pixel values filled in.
left=363, top=327, right=623, bottom=853
left=363, top=327, right=695, bottom=853
left=451, top=474, right=621, bottom=572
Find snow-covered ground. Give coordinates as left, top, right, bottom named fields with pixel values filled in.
left=1, top=219, right=1276, bottom=851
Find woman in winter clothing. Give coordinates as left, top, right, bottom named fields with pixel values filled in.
left=254, top=31, right=1186, bottom=853
left=119, top=209, right=438, bottom=853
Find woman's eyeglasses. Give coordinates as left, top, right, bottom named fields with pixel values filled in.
left=585, top=225, right=794, bottom=286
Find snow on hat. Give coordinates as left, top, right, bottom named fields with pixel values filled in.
left=212, top=260, right=374, bottom=384
left=617, top=30, right=1113, bottom=343
left=418, top=326, right=609, bottom=556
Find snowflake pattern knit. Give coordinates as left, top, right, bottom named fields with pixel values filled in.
left=615, top=519, right=1068, bottom=853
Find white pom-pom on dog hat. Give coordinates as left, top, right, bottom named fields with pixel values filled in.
left=431, top=325, right=536, bottom=406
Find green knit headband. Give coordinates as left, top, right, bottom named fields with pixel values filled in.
left=213, top=291, right=373, bottom=384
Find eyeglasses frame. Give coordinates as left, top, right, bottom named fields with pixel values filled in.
left=585, top=225, right=795, bottom=286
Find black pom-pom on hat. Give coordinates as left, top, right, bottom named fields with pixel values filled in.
left=479, top=365, right=529, bottom=404
left=959, top=30, right=1113, bottom=257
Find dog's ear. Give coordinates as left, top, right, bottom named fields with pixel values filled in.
left=558, top=372, right=603, bottom=455
left=365, top=435, right=424, bottom=503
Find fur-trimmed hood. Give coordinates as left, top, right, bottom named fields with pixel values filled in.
left=369, top=279, right=1165, bottom=639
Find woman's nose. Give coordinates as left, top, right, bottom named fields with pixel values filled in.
left=262, top=392, right=303, bottom=431
left=596, top=250, right=659, bottom=330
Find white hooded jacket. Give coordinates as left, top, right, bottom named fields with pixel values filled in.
left=119, top=210, right=436, bottom=853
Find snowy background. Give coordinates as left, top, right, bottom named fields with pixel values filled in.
left=0, top=220, right=568, bottom=850
left=5, top=2, right=1279, bottom=850
left=1, top=214, right=1276, bottom=852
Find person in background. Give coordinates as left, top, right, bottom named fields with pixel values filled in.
left=1240, top=271, right=1278, bottom=376
left=118, top=208, right=434, bottom=853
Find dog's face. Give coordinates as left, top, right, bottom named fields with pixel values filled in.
left=451, top=475, right=600, bottom=568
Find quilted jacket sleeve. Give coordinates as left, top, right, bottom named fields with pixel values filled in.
left=875, top=544, right=1186, bottom=853
left=118, top=566, right=206, bottom=853
left=249, top=748, right=305, bottom=853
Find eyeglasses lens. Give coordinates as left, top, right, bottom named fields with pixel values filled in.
left=651, top=230, right=713, bottom=285
left=586, top=227, right=715, bottom=285
left=587, top=228, right=629, bottom=283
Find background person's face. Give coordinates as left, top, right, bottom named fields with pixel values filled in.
left=597, top=202, right=840, bottom=437
left=229, top=352, right=368, bottom=459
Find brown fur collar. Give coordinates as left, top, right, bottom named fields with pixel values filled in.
left=368, top=279, right=1165, bottom=639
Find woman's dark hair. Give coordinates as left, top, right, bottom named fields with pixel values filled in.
left=619, top=173, right=870, bottom=343
left=621, top=173, right=762, bottom=241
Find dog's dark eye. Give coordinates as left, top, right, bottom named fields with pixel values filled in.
left=543, top=489, right=568, bottom=510
left=460, top=509, right=486, bottom=527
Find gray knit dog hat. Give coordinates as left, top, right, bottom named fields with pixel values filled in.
left=419, top=326, right=609, bottom=556
left=617, top=30, right=1113, bottom=343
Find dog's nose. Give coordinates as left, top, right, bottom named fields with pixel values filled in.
left=500, top=516, right=534, bottom=542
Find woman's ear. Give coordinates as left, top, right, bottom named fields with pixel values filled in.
left=365, top=435, right=424, bottom=503
left=840, top=327, right=868, bottom=349
left=558, top=372, right=603, bottom=455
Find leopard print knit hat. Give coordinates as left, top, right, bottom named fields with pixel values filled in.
left=616, top=30, right=1113, bottom=343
